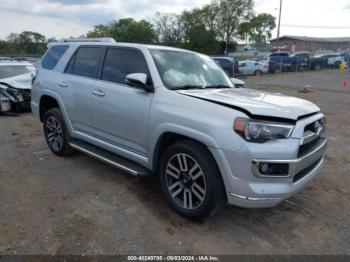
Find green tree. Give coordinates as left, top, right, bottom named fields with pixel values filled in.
left=87, top=24, right=110, bottom=38
left=87, top=18, right=156, bottom=44
left=216, top=0, right=254, bottom=54
left=246, top=13, right=276, bottom=46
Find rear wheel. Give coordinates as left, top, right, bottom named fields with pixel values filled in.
left=43, top=108, right=73, bottom=156
left=159, top=140, right=225, bottom=219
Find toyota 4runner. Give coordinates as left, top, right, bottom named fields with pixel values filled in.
left=31, top=38, right=327, bottom=219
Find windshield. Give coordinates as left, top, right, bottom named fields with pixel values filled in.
left=0, top=65, right=33, bottom=79
left=150, top=49, right=233, bottom=90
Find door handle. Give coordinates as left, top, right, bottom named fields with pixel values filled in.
left=92, top=89, right=105, bottom=97
left=58, top=82, right=68, bottom=88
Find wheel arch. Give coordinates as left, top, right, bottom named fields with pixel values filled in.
left=151, top=131, right=219, bottom=172
left=39, top=95, right=60, bottom=122
left=38, top=90, right=73, bottom=134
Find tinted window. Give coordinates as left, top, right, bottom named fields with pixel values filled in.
left=41, top=45, right=69, bottom=70
left=240, top=63, right=246, bottom=67
left=71, top=47, right=101, bottom=78
left=102, top=48, right=149, bottom=85
left=65, top=53, right=76, bottom=74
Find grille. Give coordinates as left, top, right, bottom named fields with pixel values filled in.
left=293, top=158, right=322, bottom=183
left=298, top=137, right=323, bottom=158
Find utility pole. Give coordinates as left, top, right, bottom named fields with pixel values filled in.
left=276, top=0, right=283, bottom=50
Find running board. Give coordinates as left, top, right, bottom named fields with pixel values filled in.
left=69, top=139, right=152, bottom=177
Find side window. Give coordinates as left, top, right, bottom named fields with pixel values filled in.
left=65, top=53, right=76, bottom=74
left=71, top=47, right=101, bottom=78
left=102, top=48, right=149, bottom=85
left=240, top=63, right=246, bottom=67
left=41, top=45, right=69, bottom=70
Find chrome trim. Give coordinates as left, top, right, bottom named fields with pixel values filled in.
left=69, top=142, right=138, bottom=176
left=252, top=139, right=327, bottom=178
left=300, top=131, right=319, bottom=145
left=229, top=193, right=280, bottom=202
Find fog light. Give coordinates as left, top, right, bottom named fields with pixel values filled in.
left=258, top=163, right=289, bottom=176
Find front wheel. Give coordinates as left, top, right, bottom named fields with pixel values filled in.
left=159, top=140, right=225, bottom=219
left=43, top=108, right=73, bottom=156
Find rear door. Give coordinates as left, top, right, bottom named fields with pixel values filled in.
left=61, top=46, right=102, bottom=132
left=91, top=47, right=153, bottom=156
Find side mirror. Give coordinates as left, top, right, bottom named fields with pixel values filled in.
left=230, top=78, right=245, bottom=88
left=125, top=73, right=153, bottom=92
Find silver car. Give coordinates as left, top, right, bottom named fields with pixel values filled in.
left=31, top=38, right=327, bottom=219
left=239, top=60, right=268, bottom=76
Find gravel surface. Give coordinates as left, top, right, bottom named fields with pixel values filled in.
left=0, top=70, right=349, bottom=255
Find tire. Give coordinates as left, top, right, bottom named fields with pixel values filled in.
left=159, top=140, right=225, bottom=219
left=43, top=107, right=73, bottom=157
left=254, top=70, right=262, bottom=76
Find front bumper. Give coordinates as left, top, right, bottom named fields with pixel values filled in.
left=209, top=135, right=327, bottom=209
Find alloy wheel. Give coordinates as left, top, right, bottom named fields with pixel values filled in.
left=165, top=153, right=206, bottom=209
left=45, top=115, right=63, bottom=152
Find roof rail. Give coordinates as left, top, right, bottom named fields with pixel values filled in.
left=59, top=38, right=116, bottom=43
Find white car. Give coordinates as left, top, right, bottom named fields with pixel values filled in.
left=239, top=60, right=268, bottom=76
left=0, top=61, right=36, bottom=112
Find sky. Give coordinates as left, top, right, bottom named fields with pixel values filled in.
left=0, top=0, right=349, bottom=40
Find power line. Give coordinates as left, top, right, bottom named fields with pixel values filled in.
left=281, top=24, right=350, bottom=29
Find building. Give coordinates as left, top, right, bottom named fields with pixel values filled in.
left=270, top=35, right=350, bottom=53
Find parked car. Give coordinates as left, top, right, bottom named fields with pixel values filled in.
left=239, top=60, right=268, bottom=76
left=311, top=53, right=345, bottom=70
left=211, top=56, right=239, bottom=77
left=0, top=61, right=36, bottom=112
left=32, top=38, right=327, bottom=219
left=265, top=52, right=309, bottom=73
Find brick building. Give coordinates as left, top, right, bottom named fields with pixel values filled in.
left=270, top=35, right=350, bottom=52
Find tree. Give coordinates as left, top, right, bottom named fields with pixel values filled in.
left=246, top=13, right=276, bottom=46
left=216, top=0, right=254, bottom=54
left=153, top=12, right=182, bottom=45
left=87, top=24, right=110, bottom=38
left=87, top=18, right=156, bottom=44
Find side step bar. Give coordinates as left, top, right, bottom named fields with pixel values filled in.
left=69, top=139, right=152, bottom=177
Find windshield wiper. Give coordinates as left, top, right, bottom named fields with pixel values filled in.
left=204, top=85, right=232, bottom=89
left=171, top=85, right=204, bottom=90
left=172, top=84, right=232, bottom=90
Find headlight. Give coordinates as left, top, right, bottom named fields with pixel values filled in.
left=234, top=117, right=294, bottom=143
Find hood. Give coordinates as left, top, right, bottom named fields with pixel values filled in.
left=0, top=73, right=33, bottom=90
left=177, top=88, right=320, bottom=120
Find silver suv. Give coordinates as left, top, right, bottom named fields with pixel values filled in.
left=31, top=38, right=327, bottom=219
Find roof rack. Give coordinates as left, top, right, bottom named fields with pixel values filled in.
left=60, top=38, right=116, bottom=43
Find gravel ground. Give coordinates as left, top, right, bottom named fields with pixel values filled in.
left=0, top=70, right=349, bottom=255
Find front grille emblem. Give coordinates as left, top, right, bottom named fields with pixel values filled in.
left=314, top=121, right=323, bottom=136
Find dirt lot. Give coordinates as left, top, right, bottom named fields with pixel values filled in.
left=0, top=70, right=349, bottom=255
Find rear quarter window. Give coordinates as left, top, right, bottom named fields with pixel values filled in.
left=41, top=45, right=69, bottom=70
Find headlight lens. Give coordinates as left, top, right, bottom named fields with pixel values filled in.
left=234, top=117, right=294, bottom=143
